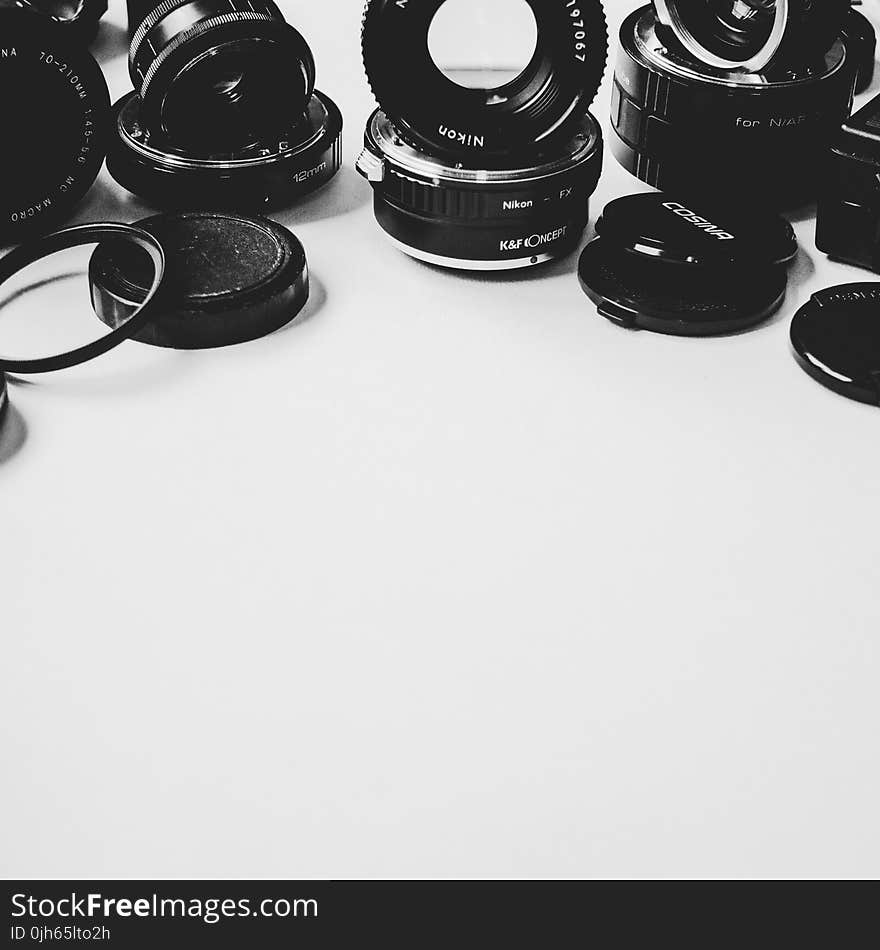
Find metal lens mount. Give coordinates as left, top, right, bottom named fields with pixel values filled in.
left=357, top=109, right=603, bottom=271
left=611, top=6, right=855, bottom=208
left=653, top=0, right=851, bottom=72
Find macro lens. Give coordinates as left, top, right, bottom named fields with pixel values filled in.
left=129, top=0, right=315, bottom=152
left=611, top=6, right=855, bottom=207
left=0, top=8, right=111, bottom=243
left=359, top=0, right=608, bottom=270
left=1, top=0, right=108, bottom=43
left=653, top=0, right=850, bottom=72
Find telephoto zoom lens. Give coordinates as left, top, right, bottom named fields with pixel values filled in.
left=129, top=0, right=315, bottom=152
left=653, top=0, right=851, bottom=72
left=358, top=0, right=608, bottom=271
left=611, top=5, right=855, bottom=208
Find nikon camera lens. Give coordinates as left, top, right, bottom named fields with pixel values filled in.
left=611, top=5, right=855, bottom=208
left=357, top=0, right=608, bottom=271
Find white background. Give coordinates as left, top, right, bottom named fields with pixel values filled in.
left=2, top=0, right=879, bottom=880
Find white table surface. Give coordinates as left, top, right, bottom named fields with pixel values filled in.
left=2, top=0, right=879, bottom=880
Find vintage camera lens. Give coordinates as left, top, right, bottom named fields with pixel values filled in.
left=129, top=0, right=315, bottom=152
left=653, top=0, right=850, bottom=72
left=842, top=6, right=876, bottom=94
left=107, top=90, right=342, bottom=211
left=1, top=0, right=108, bottom=43
left=357, top=109, right=603, bottom=270
left=0, top=9, right=111, bottom=244
left=361, top=0, right=608, bottom=160
left=611, top=6, right=855, bottom=208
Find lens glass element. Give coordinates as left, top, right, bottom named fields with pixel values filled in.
left=427, top=0, right=538, bottom=90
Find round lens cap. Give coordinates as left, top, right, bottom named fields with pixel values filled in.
left=89, top=212, right=309, bottom=350
left=791, top=284, right=880, bottom=406
left=595, top=193, right=798, bottom=269
left=579, top=238, right=788, bottom=337
left=0, top=9, right=110, bottom=243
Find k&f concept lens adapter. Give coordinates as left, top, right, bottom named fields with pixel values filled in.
left=129, top=0, right=315, bottom=152
left=1, top=0, right=108, bottom=43
left=611, top=6, right=855, bottom=208
left=653, top=0, right=851, bottom=72
left=358, top=109, right=603, bottom=270
left=361, top=0, right=608, bottom=160
left=0, top=8, right=111, bottom=244
left=107, top=90, right=342, bottom=211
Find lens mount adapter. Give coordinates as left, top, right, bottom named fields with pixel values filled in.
left=129, top=0, right=315, bottom=152
left=2, top=0, right=109, bottom=43
left=653, top=0, right=850, bottom=73
left=611, top=6, right=855, bottom=208
left=107, top=90, right=342, bottom=211
left=0, top=9, right=111, bottom=244
left=361, top=0, right=608, bottom=159
left=357, top=108, right=603, bottom=270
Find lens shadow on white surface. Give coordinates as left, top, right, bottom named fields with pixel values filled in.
left=0, top=403, right=27, bottom=467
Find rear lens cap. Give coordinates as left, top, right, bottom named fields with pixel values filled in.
left=791, top=283, right=880, bottom=406
left=89, top=211, right=309, bottom=350
left=0, top=9, right=110, bottom=244
left=580, top=192, right=796, bottom=337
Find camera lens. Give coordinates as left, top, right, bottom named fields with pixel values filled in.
left=129, top=0, right=315, bottom=152
left=107, top=89, right=342, bottom=211
left=611, top=6, right=855, bottom=208
left=361, top=0, right=608, bottom=159
left=653, top=0, right=851, bottom=72
left=357, top=109, right=603, bottom=270
left=2, top=0, right=108, bottom=43
left=0, top=9, right=111, bottom=243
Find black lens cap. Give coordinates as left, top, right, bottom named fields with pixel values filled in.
left=89, top=212, right=309, bottom=350
left=0, top=9, right=110, bottom=244
left=595, top=193, right=798, bottom=269
left=579, top=193, right=796, bottom=336
left=791, top=283, right=880, bottom=406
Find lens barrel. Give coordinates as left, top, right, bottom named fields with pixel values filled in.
left=0, top=9, right=111, bottom=243
left=654, top=0, right=851, bottom=72
left=357, top=109, right=603, bottom=270
left=107, top=90, right=342, bottom=211
left=129, top=0, right=315, bottom=152
left=611, top=6, right=855, bottom=208
left=361, top=0, right=608, bottom=160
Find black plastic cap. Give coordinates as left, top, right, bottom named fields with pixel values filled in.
left=90, top=212, right=309, bottom=350
left=579, top=192, right=795, bottom=337
left=791, top=283, right=880, bottom=406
